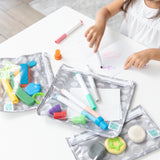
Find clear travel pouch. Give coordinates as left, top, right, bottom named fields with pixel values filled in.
left=0, top=52, right=54, bottom=112
left=38, top=64, right=135, bottom=137
left=66, top=105, right=160, bottom=160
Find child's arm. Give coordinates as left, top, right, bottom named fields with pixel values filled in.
left=124, top=49, right=160, bottom=69
left=85, top=0, right=124, bottom=52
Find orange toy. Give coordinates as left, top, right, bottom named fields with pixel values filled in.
left=54, top=49, right=62, bottom=60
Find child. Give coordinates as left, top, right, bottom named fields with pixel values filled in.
left=85, top=0, right=160, bottom=69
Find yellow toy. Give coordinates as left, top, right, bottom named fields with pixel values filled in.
left=104, top=137, right=126, bottom=154
left=1, top=79, right=19, bottom=104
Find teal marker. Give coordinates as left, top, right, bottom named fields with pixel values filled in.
left=75, top=73, right=97, bottom=110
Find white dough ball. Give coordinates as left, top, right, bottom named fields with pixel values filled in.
left=128, top=125, right=146, bottom=143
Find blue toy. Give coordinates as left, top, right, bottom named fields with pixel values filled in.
left=20, top=63, right=30, bottom=87
left=28, top=61, right=37, bottom=68
left=25, top=83, right=41, bottom=96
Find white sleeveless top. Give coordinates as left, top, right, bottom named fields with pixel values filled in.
left=120, top=0, right=160, bottom=48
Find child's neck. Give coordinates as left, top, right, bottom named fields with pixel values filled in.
left=145, top=0, right=160, bottom=9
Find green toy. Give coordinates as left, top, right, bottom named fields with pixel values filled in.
left=72, top=115, right=86, bottom=124
left=10, top=75, right=35, bottom=106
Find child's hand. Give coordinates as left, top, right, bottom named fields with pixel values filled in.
left=124, top=49, right=152, bottom=69
left=85, top=24, right=105, bottom=52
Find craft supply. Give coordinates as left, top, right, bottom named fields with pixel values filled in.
left=72, top=115, right=86, bottom=124
left=32, top=92, right=45, bottom=104
left=55, top=94, right=108, bottom=130
left=81, top=110, right=108, bottom=130
left=28, top=61, right=37, bottom=67
left=20, top=63, right=31, bottom=87
left=53, top=110, right=67, bottom=120
left=75, top=72, right=97, bottom=110
left=98, top=40, right=146, bottom=76
left=61, top=89, right=100, bottom=118
left=37, top=64, right=135, bottom=137
left=61, top=89, right=108, bottom=128
left=95, top=50, right=103, bottom=69
left=128, top=125, right=146, bottom=143
left=66, top=106, right=160, bottom=160
left=49, top=104, right=62, bottom=115
left=1, top=79, right=19, bottom=104
left=10, top=76, right=35, bottom=106
left=86, top=65, right=100, bottom=102
left=55, top=94, right=82, bottom=113
left=88, top=142, right=107, bottom=160
left=54, top=49, right=62, bottom=60
left=4, top=103, right=14, bottom=111
left=55, top=20, right=83, bottom=44
left=104, top=137, right=126, bottom=154
left=25, top=83, right=41, bottom=96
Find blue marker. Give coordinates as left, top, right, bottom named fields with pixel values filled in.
left=75, top=73, right=97, bottom=110
left=81, top=111, right=108, bottom=130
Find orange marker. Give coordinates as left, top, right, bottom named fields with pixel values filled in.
left=54, top=49, right=62, bottom=60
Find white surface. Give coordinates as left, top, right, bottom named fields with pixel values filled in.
left=70, top=88, right=122, bottom=121
left=0, top=6, right=160, bottom=160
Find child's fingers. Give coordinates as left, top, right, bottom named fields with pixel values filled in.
left=89, top=34, right=97, bottom=48
left=85, top=26, right=93, bottom=37
left=138, top=61, right=145, bottom=68
left=124, top=57, right=131, bottom=69
left=124, top=58, right=134, bottom=69
left=94, top=36, right=102, bottom=53
left=87, top=33, right=93, bottom=42
left=133, top=60, right=140, bottom=68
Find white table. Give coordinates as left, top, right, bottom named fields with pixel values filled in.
left=0, top=6, right=160, bottom=160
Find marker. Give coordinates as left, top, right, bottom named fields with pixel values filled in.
left=75, top=73, right=97, bottom=110
left=55, top=94, right=108, bottom=130
left=61, top=89, right=100, bottom=118
left=55, top=94, right=82, bottom=113
left=81, top=111, right=108, bottom=130
left=95, top=50, right=103, bottom=69
left=86, top=65, right=100, bottom=102
left=93, top=44, right=103, bottom=69
left=55, top=20, right=83, bottom=44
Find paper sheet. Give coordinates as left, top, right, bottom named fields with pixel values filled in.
left=87, top=40, right=146, bottom=76
left=68, top=88, right=122, bottom=121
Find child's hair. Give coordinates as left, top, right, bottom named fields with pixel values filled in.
left=122, top=0, right=160, bottom=18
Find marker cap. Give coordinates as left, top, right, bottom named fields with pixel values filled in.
left=86, top=94, right=97, bottom=110
left=72, top=115, right=86, bottom=124
left=49, top=104, right=62, bottom=115
left=53, top=110, right=67, bottom=120
left=94, top=117, right=104, bottom=126
left=99, top=121, right=108, bottom=130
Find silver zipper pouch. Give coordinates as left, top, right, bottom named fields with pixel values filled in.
left=66, top=105, right=160, bottom=160
left=0, top=52, right=54, bottom=112
left=38, top=64, right=135, bottom=137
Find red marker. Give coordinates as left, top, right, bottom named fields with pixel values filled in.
left=55, top=20, right=83, bottom=44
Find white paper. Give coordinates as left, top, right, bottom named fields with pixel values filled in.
left=69, top=88, right=122, bottom=121
left=87, top=39, right=146, bottom=76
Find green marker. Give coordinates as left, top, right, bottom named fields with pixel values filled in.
left=75, top=73, right=97, bottom=110
left=72, top=115, right=86, bottom=124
